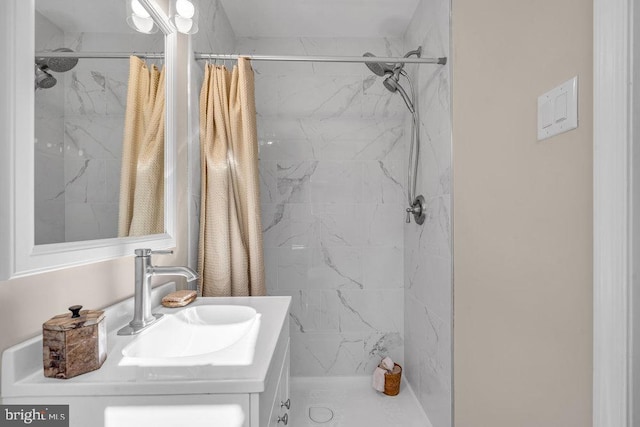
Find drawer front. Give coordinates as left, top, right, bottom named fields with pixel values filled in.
left=3, top=394, right=251, bottom=427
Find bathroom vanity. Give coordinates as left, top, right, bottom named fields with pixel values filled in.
left=1, top=284, right=291, bottom=427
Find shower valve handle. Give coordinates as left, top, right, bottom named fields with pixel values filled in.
left=406, top=204, right=421, bottom=223
left=406, top=195, right=426, bottom=225
left=277, top=413, right=288, bottom=425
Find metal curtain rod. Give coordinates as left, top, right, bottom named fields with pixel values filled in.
left=35, top=51, right=164, bottom=59
left=195, top=53, right=447, bottom=65
left=34, top=51, right=448, bottom=65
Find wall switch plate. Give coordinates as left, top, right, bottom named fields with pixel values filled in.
left=537, top=76, right=578, bottom=141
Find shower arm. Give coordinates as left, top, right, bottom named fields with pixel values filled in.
left=393, top=46, right=424, bottom=70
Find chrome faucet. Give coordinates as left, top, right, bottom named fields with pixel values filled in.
left=117, top=248, right=198, bottom=336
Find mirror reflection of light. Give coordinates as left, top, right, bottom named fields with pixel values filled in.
left=170, top=0, right=198, bottom=34
left=128, top=14, right=156, bottom=34
left=105, top=405, right=245, bottom=427
left=174, top=16, right=196, bottom=34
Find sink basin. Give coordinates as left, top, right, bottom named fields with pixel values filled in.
left=121, top=305, right=258, bottom=360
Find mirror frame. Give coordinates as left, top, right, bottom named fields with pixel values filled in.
left=0, top=0, right=177, bottom=280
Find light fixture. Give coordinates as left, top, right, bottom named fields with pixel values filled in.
left=169, top=0, right=199, bottom=34
left=126, top=0, right=158, bottom=34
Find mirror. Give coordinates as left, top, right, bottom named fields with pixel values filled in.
left=0, top=0, right=177, bottom=279
left=34, top=1, right=164, bottom=244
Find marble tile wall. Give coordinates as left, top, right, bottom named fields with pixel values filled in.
left=34, top=19, right=163, bottom=244
left=236, top=37, right=409, bottom=376
left=403, top=0, right=452, bottom=426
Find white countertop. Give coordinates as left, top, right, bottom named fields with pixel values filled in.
left=1, top=283, right=291, bottom=398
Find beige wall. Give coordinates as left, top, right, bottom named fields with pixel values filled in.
left=452, top=1, right=593, bottom=426
left=0, top=33, right=190, bottom=374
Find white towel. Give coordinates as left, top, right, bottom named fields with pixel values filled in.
left=372, top=367, right=386, bottom=392
left=380, top=357, right=394, bottom=372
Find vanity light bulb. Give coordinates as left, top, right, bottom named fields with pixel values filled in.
left=176, top=0, right=195, bottom=19
left=131, top=0, right=151, bottom=18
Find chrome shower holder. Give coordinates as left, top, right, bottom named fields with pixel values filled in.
left=406, top=195, right=426, bottom=225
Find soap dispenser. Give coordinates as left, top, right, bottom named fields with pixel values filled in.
left=42, top=305, right=107, bottom=379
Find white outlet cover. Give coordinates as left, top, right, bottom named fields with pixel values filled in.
left=537, top=76, right=578, bottom=141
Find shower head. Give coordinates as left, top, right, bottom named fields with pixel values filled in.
left=383, top=72, right=415, bottom=113
left=364, top=46, right=422, bottom=76
left=362, top=52, right=395, bottom=77
left=34, top=66, right=57, bottom=90
left=36, top=48, right=79, bottom=73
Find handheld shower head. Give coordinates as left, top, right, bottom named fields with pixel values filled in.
left=362, top=52, right=395, bottom=77
left=383, top=72, right=415, bottom=114
left=382, top=65, right=402, bottom=92
left=34, top=66, right=57, bottom=90
left=36, top=48, right=79, bottom=73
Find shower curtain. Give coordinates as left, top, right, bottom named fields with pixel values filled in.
left=118, top=56, right=165, bottom=237
left=198, top=58, right=266, bottom=297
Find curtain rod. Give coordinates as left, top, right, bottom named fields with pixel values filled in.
left=195, top=53, right=447, bottom=65
left=34, top=51, right=448, bottom=65
left=35, top=52, right=164, bottom=59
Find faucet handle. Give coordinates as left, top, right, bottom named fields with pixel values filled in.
left=134, top=249, right=174, bottom=257
left=151, top=250, right=174, bottom=255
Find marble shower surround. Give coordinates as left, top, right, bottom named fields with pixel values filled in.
left=403, top=0, right=453, bottom=426
left=237, top=36, right=408, bottom=376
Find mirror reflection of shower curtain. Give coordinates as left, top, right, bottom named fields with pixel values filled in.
left=198, top=58, right=265, bottom=297
left=118, top=56, right=165, bottom=237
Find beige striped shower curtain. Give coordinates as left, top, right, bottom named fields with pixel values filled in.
left=198, top=58, right=265, bottom=297
left=118, top=56, right=165, bottom=237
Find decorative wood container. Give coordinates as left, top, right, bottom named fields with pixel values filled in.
left=42, top=305, right=107, bottom=379
left=383, top=363, right=402, bottom=396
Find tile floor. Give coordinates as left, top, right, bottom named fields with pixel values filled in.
left=288, top=376, right=433, bottom=427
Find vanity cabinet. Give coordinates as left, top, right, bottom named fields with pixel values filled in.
left=2, top=339, right=290, bottom=427
left=1, top=287, right=292, bottom=427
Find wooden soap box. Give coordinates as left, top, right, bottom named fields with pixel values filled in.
left=42, top=305, right=107, bottom=379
